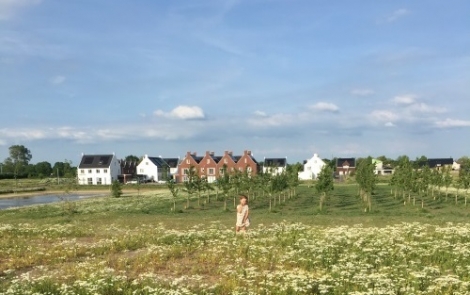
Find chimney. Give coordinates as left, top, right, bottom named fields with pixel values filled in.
left=247, top=150, right=252, bottom=155
left=229, top=151, right=233, bottom=156
left=224, top=151, right=229, bottom=156
left=243, top=150, right=247, bottom=155
left=205, top=151, right=210, bottom=156
left=192, top=152, right=197, bottom=156
left=210, top=151, right=215, bottom=156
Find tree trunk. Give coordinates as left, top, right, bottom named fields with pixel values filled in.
left=269, top=197, right=272, bottom=212
left=224, top=198, right=227, bottom=211
left=421, top=199, right=424, bottom=208
left=367, top=193, right=372, bottom=212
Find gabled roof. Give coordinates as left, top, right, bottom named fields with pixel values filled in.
left=193, top=156, right=203, bottom=164
left=79, top=154, right=114, bottom=169
left=120, top=160, right=137, bottom=168
left=336, top=158, right=356, bottom=168
left=162, top=158, right=179, bottom=168
left=427, top=158, right=453, bottom=168
left=264, top=158, right=287, bottom=167
left=211, top=156, right=223, bottom=163
left=148, top=157, right=170, bottom=168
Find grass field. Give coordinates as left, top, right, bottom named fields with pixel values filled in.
left=1, top=183, right=470, bottom=294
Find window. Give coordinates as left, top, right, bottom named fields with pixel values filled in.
left=247, top=166, right=252, bottom=172
left=219, top=168, right=224, bottom=175
left=104, top=169, right=108, bottom=173
left=201, top=167, right=205, bottom=173
left=80, top=169, right=84, bottom=174
left=208, top=168, right=215, bottom=175
left=146, top=162, right=149, bottom=165
left=183, top=176, right=189, bottom=182
left=244, top=158, right=247, bottom=164
left=183, top=169, right=189, bottom=175
left=88, top=169, right=92, bottom=173
left=139, top=169, right=144, bottom=173
left=87, top=178, right=93, bottom=185
left=186, top=159, right=190, bottom=164
left=231, top=167, right=235, bottom=172
left=97, top=178, right=102, bottom=185
left=96, top=169, right=100, bottom=173
left=224, top=159, right=228, bottom=164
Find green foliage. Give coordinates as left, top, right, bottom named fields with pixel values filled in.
left=166, top=178, right=179, bottom=212
left=111, top=180, right=122, bottom=198
left=355, top=156, right=377, bottom=212
left=125, top=155, right=140, bottom=162
left=315, top=165, right=334, bottom=211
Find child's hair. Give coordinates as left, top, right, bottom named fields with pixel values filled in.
left=239, top=194, right=248, bottom=204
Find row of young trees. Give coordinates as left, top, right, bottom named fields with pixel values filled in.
left=165, top=165, right=302, bottom=212
left=314, top=155, right=470, bottom=213
left=390, top=156, right=470, bottom=207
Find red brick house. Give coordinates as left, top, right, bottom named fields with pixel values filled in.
left=336, top=158, right=356, bottom=176
left=176, top=150, right=259, bottom=183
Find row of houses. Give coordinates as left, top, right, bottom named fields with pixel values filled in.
left=76, top=152, right=460, bottom=185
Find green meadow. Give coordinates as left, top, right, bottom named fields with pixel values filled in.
left=1, top=182, right=470, bottom=294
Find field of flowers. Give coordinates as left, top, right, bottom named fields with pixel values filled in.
left=2, top=219, right=470, bottom=294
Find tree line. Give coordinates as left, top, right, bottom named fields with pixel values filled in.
left=1, top=145, right=76, bottom=179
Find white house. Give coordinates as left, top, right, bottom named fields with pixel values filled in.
left=298, top=153, right=325, bottom=180
left=136, top=155, right=170, bottom=182
left=263, top=158, right=287, bottom=175
left=78, top=154, right=121, bottom=185
left=372, top=158, right=394, bottom=175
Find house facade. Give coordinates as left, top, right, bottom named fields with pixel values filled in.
left=372, top=158, right=394, bottom=175
left=298, top=153, right=325, bottom=180
left=119, top=160, right=138, bottom=183
left=176, top=150, right=259, bottom=183
left=162, top=158, right=180, bottom=179
left=263, top=158, right=287, bottom=175
left=77, top=154, right=121, bottom=185
left=136, top=155, right=170, bottom=182
left=336, top=158, right=356, bottom=176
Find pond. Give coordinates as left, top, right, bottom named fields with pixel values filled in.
left=0, top=193, right=105, bottom=210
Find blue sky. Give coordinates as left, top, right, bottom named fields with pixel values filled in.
left=1, top=0, right=469, bottom=165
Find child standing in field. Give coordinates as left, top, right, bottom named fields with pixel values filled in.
left=236, top=195, right=250, bottom=233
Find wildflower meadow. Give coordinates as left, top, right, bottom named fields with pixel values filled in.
left=1, top=184, right=470, bottom=294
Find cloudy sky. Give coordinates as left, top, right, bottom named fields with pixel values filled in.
left=1, top=0, right=469, bottom=164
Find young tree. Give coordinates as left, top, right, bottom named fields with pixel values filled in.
left=442, top=166, right=453, bottom=201
left=111, top=180, right=123, bottom=198
left=356, top=156, right=377, bottom=212
left=431, top=169, right=443, bottom=200
left=216, top=165, right=232, bottom=211
left=166, top=178, right=179, bottom=212
left=315, top=165, right=334, bottom=211
left=183, top=166, right=198, bottom=209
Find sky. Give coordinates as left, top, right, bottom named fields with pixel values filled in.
left=0, top=0, right=469, bottom=165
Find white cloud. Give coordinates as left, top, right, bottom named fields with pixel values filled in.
left=50, top=75, right=66, bottom=85
left=154, top=105, right=205, bottom=120
left=0, top=0, right=41, bottom=20
left=435, top=118, right=470, bottom=129
left=407, top=102, right=446, bottom=114
left=351, top=89, right=374, bottom=96
left=369, top=110, right=399, bottom=122
left=386, top=8, right=410, bottom=23
left=384, top=122, right=395, bottom=127
left=253, top=110, right=268, bottom=117
left=392, top=94, right=416, bottom=105
left=309, top=102, right=339, bottom=112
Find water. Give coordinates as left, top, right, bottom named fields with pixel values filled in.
left=0, top=193, right=104, bottom=210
